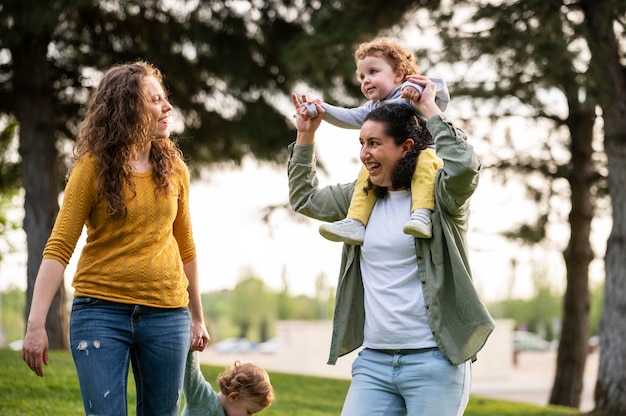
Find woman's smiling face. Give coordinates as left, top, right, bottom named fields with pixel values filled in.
left=144, top=75, right=173, bottom=139
left=359, top=119, right=414, bottom=190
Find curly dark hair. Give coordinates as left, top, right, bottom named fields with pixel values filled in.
left=359, top=103, right=433, bottom=199
left=71, top=61, right=183, bottom=219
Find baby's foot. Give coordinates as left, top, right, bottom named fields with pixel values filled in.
left=319, top=218, right=365, bottom=245
left=403, top=209, right=433, bottom=238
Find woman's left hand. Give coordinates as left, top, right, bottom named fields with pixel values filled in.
left=405, top=75, right=442, bottom=119
left=190, top=320, right=210, bottom=351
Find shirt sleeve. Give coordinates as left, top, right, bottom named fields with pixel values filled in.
left=320, top=102, right=374, bottom=129
left=428, top=114, right=481, bottom=216
left=287, top=142, right=356, bottom=223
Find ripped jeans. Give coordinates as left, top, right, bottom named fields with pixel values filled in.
left=70, top=297, right=191, bottom=416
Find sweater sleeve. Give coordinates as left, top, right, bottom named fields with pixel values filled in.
left=319, top=101, right=376, bottom=129
left=181, top=351, right=225, bottom=416
left=172, top=159, right=197, bottom=264
left=43, top=157, right=98, bottom=266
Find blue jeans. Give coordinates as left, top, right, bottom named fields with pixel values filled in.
left=70, top=297, right=191, bottom=416
left=341, top=348, right=471, bottom=416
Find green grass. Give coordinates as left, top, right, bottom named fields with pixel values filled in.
left=0, top=348, right=581, bottom=415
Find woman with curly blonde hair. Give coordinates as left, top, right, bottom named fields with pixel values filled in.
left=22, top=61, right=210, bottom=416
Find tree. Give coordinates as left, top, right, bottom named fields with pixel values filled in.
left=231, top=276, right=274, bottom=341
left=0, top=0, right=432, bottom=348
left=8, top=3, right=622, bottom=410
left=414, top=0, right=626, bottom=412
left=579, top=0, right=626, bottom=413
left=314, top=272, right=331, bottom=320
left=276, top=267, right=294, bottom=320
left=0, top=118, right=21, bottom=266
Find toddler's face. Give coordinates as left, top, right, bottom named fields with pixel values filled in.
left=223, top=396, right=265, bottom=416
left=356, top=55, right=404, bottom=102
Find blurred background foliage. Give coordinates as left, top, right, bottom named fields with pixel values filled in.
left=0, top=274, right=604, bottom=348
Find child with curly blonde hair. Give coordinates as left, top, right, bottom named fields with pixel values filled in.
left=302, top=38, right=449, bottom=245
left=182, top=351, right=275, bottom=416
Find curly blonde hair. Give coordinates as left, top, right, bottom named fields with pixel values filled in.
left=72, top=61, right=183, bottom=219
left=218, top=361, right=275, bottom=409
left=354, top=37, right=420, bottom=80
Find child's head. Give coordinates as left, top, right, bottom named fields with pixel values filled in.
left=354, top=38, right=420, bottom=78
left=353, top=38, right=420, bottom=102
left=217, top=361, right=275, bottom=416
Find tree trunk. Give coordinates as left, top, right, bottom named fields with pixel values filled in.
left=549, top=103, right=595, bottom=408
left=596, top=130, right=626, bottom=414
left=580, top=0, right=626, bottom=413
left=13, top=34, right=69, bottom=350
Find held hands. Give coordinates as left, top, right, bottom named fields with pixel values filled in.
left=403, top=75, right=442, bottom=120
left=401, top=84, right=423, bottom=102
left=291, top=93, right=324, bottom=145
left=190, top=320, right=211, bottom=352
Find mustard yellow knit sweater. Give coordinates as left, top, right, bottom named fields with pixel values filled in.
left=43, top=154, right=197, bottom=308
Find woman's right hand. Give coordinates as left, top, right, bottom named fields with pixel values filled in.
left=20, top=259, right=66, bottom=377
left=22, top=325, right=49, bottom=377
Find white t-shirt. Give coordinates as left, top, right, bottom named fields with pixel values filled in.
left=361, top=189, right=437, bottom=349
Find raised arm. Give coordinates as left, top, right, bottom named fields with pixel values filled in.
left=288, top=93, right=355, bottom=223
left=407, top=76, right=481, bottom=213
left=291, top=92, right=325, bottom=145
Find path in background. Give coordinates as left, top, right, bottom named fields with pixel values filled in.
left=199, top=322, right=597, bottom=412
left=471, top=349, right=597, bottom=412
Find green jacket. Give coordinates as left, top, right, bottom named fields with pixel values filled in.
left=181, top=351, right=225, bottom=416
left=288, top=114, right=495, bottom=366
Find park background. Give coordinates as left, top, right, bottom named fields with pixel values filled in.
left=1, top=0, right=624, bottom=414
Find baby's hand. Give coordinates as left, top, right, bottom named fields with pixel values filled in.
left=303, top=102, right=319, bottom=119
left=401, top=85, right=423, bottom=102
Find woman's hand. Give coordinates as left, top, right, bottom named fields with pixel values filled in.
left=21, top=260, right=65, bottom=377
left=404, top=75, right=443, bottom=120
left=291, top=93, right=325, bottom=145
left=22, top=325, right=49, bottom=377
left=190, top=320, right=210, bottom=352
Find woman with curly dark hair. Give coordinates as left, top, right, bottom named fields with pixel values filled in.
left=22, top=61, right=210, bottom=415
left=290, top=77, right=494, bottom=415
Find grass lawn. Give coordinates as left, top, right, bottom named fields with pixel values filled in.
left=0, top=348, right=582, bottom=415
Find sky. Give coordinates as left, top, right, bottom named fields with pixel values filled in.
left=0, top=122, right=610, bottom=302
